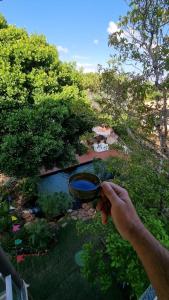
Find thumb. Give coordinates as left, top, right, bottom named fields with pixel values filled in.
left=101, top=182, right=120, bottom=205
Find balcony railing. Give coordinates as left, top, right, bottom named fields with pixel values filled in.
left=0, top=247, right=29, bottom=300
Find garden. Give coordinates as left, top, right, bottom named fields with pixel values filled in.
left=0, top=0, right=169, bottom=299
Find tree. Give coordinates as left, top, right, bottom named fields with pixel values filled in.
left=99, top=67, right=154, bottom=134
left=0, top=15, right=85, bottom=105
left=0, top=16, right=96, bottom=177
left=0, top=14, right=7, bottom=29
left=81, top=72, right=101, bottom=93
left=106, top=0, right=169, bottom=154
left=0, top=87, right=95, bottom=177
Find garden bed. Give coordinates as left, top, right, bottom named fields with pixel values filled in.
left=18, top=222, right=124, bottom=300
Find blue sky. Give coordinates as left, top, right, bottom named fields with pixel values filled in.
left=0, top=0, right=128, bottom=72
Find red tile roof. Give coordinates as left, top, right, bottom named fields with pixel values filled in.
left=40, top=150, right=124, bottom=176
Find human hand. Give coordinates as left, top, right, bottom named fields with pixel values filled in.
left=97, top=181, right=144, bottom=241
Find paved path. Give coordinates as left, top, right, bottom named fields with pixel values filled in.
left=40, top=149, right=123, bottom=176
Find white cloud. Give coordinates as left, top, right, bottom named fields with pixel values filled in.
left=76, top=63, right=97, bottom=73
left=73, top=55, right=89, bottom=60
left=93, top=39, right=99, bottom=45
left=57, top=45, right=69, bottom=54
left=107, top=21, right=141, bottom=45
left=107, top=21, right=119, bottom=34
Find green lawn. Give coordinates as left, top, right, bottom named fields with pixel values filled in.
left=18, top=222, right=124, bottom=300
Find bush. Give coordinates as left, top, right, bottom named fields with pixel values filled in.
left=25, top=219, right=51, bottom=251
left=18, top=176, right=39, bottom=202
left=0, top=233, right=14, bottom=254
left=82, top=242, right=113, bottom=292
left=0, top=187, right=11, bottom=233
left=38, top=192, right=73, bottom=219
left=0, top=220, right=53, bottom=254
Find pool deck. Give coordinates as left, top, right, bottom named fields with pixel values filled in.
left=40, top=149, right=124, bottom=177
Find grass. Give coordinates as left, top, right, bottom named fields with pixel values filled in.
left=18, top=222, right=124, bottom=300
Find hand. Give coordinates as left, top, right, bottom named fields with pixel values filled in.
left=97, top=181, right=144, bottom=241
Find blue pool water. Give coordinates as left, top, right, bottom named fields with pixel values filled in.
left=39, top=163, right=95, bottom=195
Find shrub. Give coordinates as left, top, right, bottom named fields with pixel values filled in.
left=18, top=176, right=39, bottom=202
left=0, top=187, right=11, bottom=233
left=38, top=192, right=73, bottom=219
left=0, top=233, right=14, bottom=254
left=82, top=242, right=113, bottom=292
left=25, top=219, right=51, bottom=251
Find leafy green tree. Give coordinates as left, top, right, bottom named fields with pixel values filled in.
left=0, top=16, right=96, bottom=177
left=99, top=67, right=154, bottom=134
left=0, top=14, right=8, bottom=29
left=82, top=72, right=101, bottom=93
left=0, top=25, right=59, bottom=104
left=0, top=88, right=95, bottom=177
left=0, top=15, right=85, bottom=105
left=105, top=0, right=169, bottom=153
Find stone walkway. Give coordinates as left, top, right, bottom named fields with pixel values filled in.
left=68, top=203, right=96, bottom=221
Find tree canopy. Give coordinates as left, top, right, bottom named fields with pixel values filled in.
left=0, top=15, right=96, bottom=177
left=100, top=0, right=169, bottom=154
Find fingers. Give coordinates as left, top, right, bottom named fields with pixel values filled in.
left=101, top=182, right=121, bottom=205
left=96, top=200, right=102, bottom=211
left=101, top=210, right=108, bottom=224
left=107, top=182, right=127, bottom=196
left=96, top=199, right=110, bottom=224
left=102, top=181, right=133, bottom=207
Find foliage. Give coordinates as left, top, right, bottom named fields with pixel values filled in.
left=99, top=65, right=155, bottom=139
left=0, top=14, right=8, bottom=29
left=18, top=223, right=123, bottom=300
left=0, top=232, right=14, bottom=254
left=93, top=158, right=113, bottom=181
left=25, top=219, right=51, bottom=250
left=81, top=242, right=113, bottom=292
left=0, top=186, right=11, bottom=233
left=0, top=202, right=11, bottom=233
left=18, top=176, right=39, bottom=202
left=0, top=219, right=54, bottom=254
left=108, top=0, right=169, bottom=81
left=0, top=89, right=96, bottom=177
left=96, top=0, right=169, bottom=154
left=0, top=28, right=58, bottom=104
left=77, top=149, right=169, bottom=298
left=81, top=72, right=101, bottom=93
left=0, top=226, right=29, bottom=255
left=78, top=211, right=169, bottom=298
left=106, top=150, right=169, bottom=212
left=38, top=192, right=73, bottom=219
left=0, top=15, right=85, bottom=105
left=0, top=16, right=97, bottom=177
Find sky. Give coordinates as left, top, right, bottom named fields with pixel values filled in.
left=0, top=0, right=128, bottom=72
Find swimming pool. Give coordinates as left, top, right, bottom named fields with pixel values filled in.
left=39, top=162, right=95, bottom=195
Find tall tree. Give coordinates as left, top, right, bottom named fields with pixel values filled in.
left=108, top=0, right=169, bottom=154
left=0, top=15, right=84, bottom=104
left=0, top=16, right=96, bottom=177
